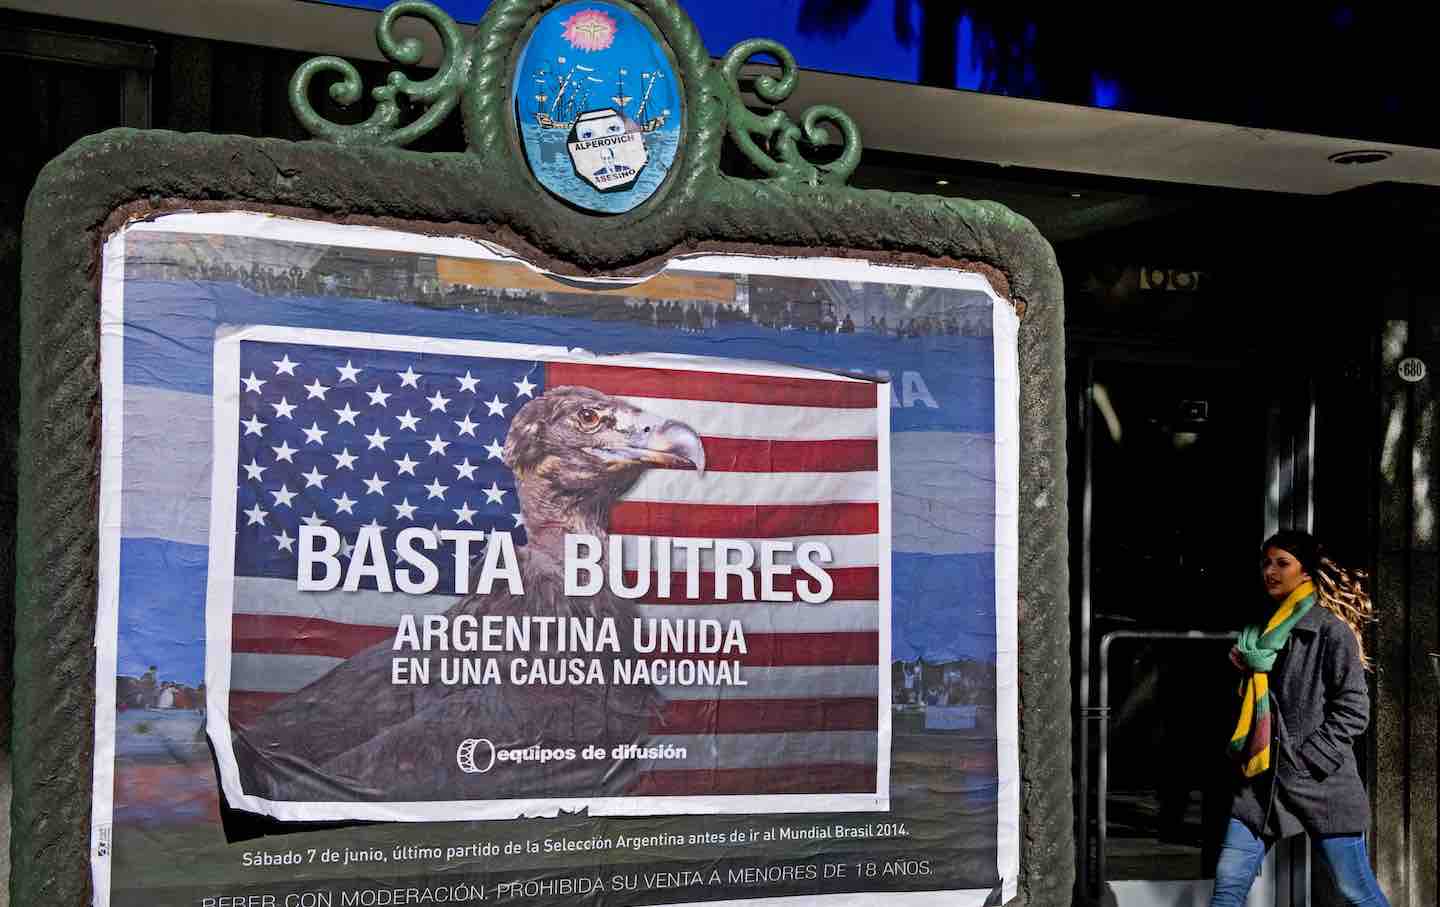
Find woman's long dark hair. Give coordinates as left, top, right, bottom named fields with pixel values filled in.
left=1263, top=530, right=1375, bottom=670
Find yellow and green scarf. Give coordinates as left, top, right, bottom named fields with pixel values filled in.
left=1228, top=580, right=1315, bottom=777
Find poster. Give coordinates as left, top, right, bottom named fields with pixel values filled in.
left=94, top=212, right=1019, bottom=906
left=211, top=329, right=890, bottom=820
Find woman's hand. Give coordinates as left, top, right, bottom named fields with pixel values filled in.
left=1229, top=646, right=1248, bottom=673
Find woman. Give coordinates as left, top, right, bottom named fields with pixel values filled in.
left=1211, top=530, right=1389, bottom=906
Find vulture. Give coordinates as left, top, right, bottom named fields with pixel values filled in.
left=232, top=385, right=706, bottom=803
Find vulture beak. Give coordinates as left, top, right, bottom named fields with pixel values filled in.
left=603, top=415, right=706, bottom=475
left=642, top=420, right=706, bottom=474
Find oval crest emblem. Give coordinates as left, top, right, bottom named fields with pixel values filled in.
left=512, top=1, right=682, bottom=213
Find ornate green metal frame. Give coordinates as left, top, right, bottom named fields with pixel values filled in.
left=288, top=0, right=861, bottom=188
left=15, top=2, right=1070, bottom=905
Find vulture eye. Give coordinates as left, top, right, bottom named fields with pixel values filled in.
left=575, top=407, right=603, bottom=432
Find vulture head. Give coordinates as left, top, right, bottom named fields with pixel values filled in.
left=502, top=386, right=704, bottom=539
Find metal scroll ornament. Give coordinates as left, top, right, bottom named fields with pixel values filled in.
left=717, top=39, right=860, bottom=186
left=288, top=0, right=861, bottom=187
left=289, top=1, right=473, bottom=147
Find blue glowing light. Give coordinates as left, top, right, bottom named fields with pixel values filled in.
left=1091, top=73, right=1122, bottom=109
left=954, top=15, right=985, bottom=91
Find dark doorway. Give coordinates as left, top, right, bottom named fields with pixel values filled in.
left=1088, top=357, right=1266, bottom=634
left=1076, top=351, right=1279, bottom=898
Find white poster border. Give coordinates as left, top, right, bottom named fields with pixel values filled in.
left=90, top=228, right=129, bottom=907
left=992, top=292, right=1022, bottom=902
left=206, top=324, right=893, bottom=823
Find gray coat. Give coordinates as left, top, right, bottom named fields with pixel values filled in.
left=1228, top=604, right=1371, bottom=837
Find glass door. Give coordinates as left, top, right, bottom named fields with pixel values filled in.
left=1074, top=350, right=1310, bottom=906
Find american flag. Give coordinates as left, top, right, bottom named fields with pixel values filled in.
left=217, top=329, right=889, bottom=801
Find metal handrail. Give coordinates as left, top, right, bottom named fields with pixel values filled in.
left=1095, top=630, right=1238, bottom=890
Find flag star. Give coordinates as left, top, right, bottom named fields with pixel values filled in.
left=339, top=536, right=355, bottom=558
left=484, top=395, right=508, bottom=417
left=453, top=458, right=479, bottom=481
left=393, top=498, right=418, bottom=521
left=514, top=375, right=537, bottom=398
left=511, top=512, right=525, bottom=528
left=333, top=402, right=360, bottom=426
left=302, top=422, right=328, bottom=445
left=454, top=412, right=479, bottom=437
left=243, top=503, right=268, bottom=526
left=457, top=371, right=481, bottom=393
left=336, top=360, right=361, bottom=383
left=364, top=427, right=391, bottom=451
left=301, top=466, right=328, bottom=489
left=301, top=512, right=328, bottom=527
left=241, top=414, right=267, bottom=437
left=367, top=385, right=392, bottom=407
left=394, top=453, right=419, bottom=476
left=332, top=448, right=358, bottom=470
left=363, top=518, right=383, bottom=530
left=270, top=484, right=297, bottom=508
left=274, top=529, right=295, bottom=553
left=482, top=481, right=508, bottom=505
left=271, top=441, right=298, bottom=463
left=453, top=500, right=478, bottom=525
left=397, top=366, right=422, bottom=388
left=424, top=478, right=449, bottom=500
left=332, top=491, right=357, bottom=515
left=483, top=438, right=505, bottom=460
left=270, top=397, right=297, bottom=420
left=426, top=434, right=451, bottom=456
left=304, top=379, right=330, bottom=400
left=242, top=458, right=267, bottom=481
left=363, top=472, right=390, bottom=495
left=272, top=354, right=299, bottom=376
left=427, top=390, right=452, bottom=412
left=242, top=371, right=267, bottom=394
left=396, top=410, right=421, bottom=431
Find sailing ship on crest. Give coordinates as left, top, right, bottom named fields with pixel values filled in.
left=533, top=59, right=672, bottom=132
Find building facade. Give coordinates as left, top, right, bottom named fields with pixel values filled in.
left=0, top=2, right=1435, bottom=905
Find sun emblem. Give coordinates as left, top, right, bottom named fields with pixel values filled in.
left=561, top=9, right=617, bottom=52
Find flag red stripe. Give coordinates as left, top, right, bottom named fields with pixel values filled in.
left=547, top=363, right=877, bottom=408
left=229, top=690, right=880, bottom=735
left=635, top=566, right=879, bottom=605
left=629, top=763, right=878, bottom=795
left=610, top=502, right=878, bottom=537
left=231, top=615, right=394, bottom=658
left=652, top=697, right=879, bottom=734
left=709, top=631, right=877, bottom=666
left=231, top=614, right=877, bottom=666
left=696, top=437, right=877, bottom=473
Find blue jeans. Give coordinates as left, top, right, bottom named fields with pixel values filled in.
left=1210, top=817, right=1391, bottom=906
